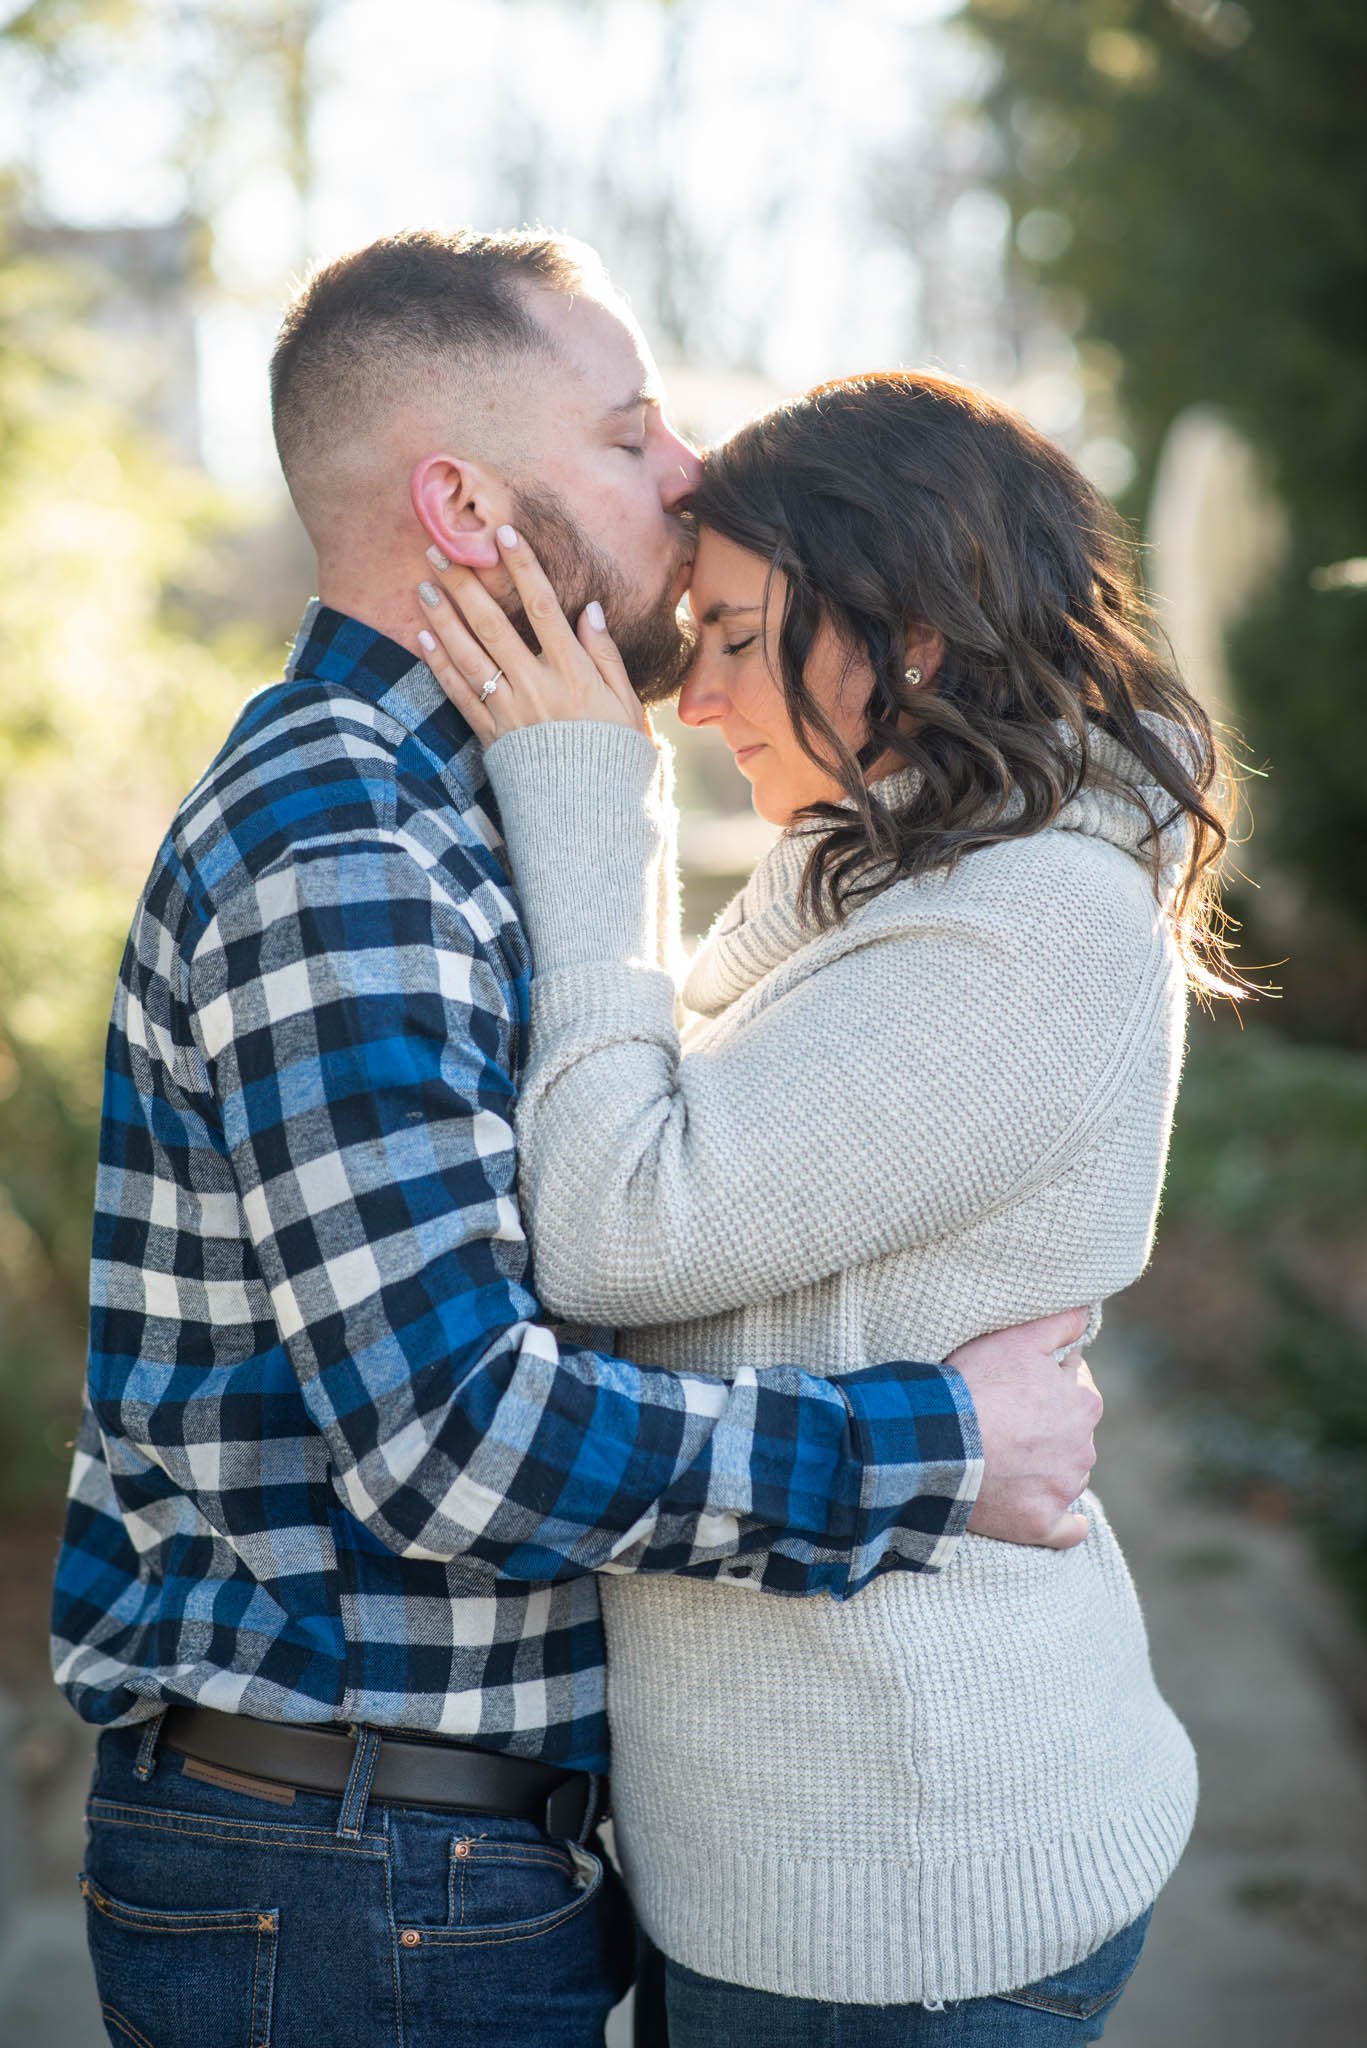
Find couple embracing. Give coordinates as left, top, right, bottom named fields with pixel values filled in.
left=52, top=227, right=1221, bottom=2047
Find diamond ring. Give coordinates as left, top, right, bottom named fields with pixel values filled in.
left=478, top=672, right=504, bottom=702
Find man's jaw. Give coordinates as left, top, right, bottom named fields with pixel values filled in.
left=507, top=482, right=695, bottom=702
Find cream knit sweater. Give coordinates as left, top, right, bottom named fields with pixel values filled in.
left=483, top=720, right=1199, bottom=2008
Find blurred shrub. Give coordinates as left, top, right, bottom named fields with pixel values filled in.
left=961, top=0, right=1367, bottom=1624
left=0, top=217, right=265, bottom=1507
left=962, top=0, right=1367, bottom=1035
left=1121, top=1015, right=1367, bottom=1620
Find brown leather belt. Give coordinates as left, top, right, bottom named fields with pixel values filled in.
left=161, top=1706, right=604, bottom=1838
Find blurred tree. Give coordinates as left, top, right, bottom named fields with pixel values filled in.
left=0, top=0, right=330, bottom=1504
left=953, top=0, right=1367, bottom=1627
left=4, top=0, right=334, bottom=272
left=958, top=0, right=1367, bottom=1036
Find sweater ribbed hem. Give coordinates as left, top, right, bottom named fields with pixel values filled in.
left=619, top=1769, right=1198, bottom=2008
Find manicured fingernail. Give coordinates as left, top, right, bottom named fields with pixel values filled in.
left=425, top=545, right=452, bottom=571
left=497, top=524, right=519, bottom=549
left=586, top=600, right=606, bottom=632
left=418, top=628, right=436, bottom=652
left=419, top=581, right=441, bottom=607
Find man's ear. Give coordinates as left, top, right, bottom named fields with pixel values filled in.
left=410, top=453, right=506, bottom=569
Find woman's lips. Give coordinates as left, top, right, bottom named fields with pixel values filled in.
left=733, top=744, right=766, bottom=768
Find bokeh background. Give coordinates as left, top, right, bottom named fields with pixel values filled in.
left=0, top=1, right=1364, bottom=2040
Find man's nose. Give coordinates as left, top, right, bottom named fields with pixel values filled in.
left=657, top=422, right=703, bottom=508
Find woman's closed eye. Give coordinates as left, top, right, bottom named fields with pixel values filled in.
left=722, top=635, right=757, bottom=657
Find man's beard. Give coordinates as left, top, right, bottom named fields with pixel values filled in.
left=510, top=483, right=696, bottom=704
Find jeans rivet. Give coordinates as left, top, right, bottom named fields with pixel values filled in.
left=400, top=1929, right=421, bottom=1948
left=453, top=1839, right=472, bottom=1859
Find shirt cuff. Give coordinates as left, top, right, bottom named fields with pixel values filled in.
left=841, top=1360, right=984, bottom=1594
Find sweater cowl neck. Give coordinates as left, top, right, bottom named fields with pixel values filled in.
left=683, top=722, right=1189, bottom=1021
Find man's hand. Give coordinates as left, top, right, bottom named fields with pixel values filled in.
left=948, top=1309, right=1101, bottom=1550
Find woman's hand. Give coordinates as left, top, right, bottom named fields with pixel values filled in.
left=416, top=525, right=647, bottom=742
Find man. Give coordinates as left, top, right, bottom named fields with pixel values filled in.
left=52, top=229, right=1101, bottom=2047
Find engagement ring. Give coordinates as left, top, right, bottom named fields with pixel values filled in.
left=479, top=672, right=504, bottom=701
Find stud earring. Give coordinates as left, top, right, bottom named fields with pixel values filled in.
left=904, top=665, right=923, bottom=688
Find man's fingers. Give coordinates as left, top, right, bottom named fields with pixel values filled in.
left=1021, top=1306, right=1089, bottom=1356
left=1045, top=1511, right=1090, bottom=1550
left=1073, top=1357, right=1104, bottom=1422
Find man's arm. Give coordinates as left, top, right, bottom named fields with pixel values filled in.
left=187, top=835, right=993, bottom=1601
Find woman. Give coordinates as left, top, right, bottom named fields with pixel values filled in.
left=415, top=371, right=1230, bottom=2042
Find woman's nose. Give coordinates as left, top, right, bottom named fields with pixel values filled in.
left=677, top=663, right=727, bottom=728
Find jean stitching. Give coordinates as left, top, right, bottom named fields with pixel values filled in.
left=406, top=1855, right=601, bottom=1949
left=100, top=2004, right=156, bottom=2048
left=84, top=1880, right=278, bottom=1937
left=339, top=1725, right=382, bottom=1840
left=383, top=1843, right=404, bottom=2048
left=993, top=1988, right=1114, bottom=2019
left=132, top=1710, right=165, bottom=1784
left=90, top=1802, right=387, bottom=1851
left=250, top=1924, right=263, bottom=2040
left=89, top=1808, right=387, bottom=1858
left=249, top=1916, right=277, bottom=2044
left=460, top=1845, right=573, bottom=1872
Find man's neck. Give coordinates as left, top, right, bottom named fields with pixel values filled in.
left=315, top=569, right=426, bottom=661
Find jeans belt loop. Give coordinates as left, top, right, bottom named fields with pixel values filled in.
left=132, top=1707, right=167, bottom=1783
left=337, top=1724, right=383, bottom=1840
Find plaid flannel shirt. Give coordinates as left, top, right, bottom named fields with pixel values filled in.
left=51, top=605, right=981, bottom=1772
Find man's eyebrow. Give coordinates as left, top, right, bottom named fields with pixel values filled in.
left=601, top=387, right=660, bottom=421
left=699, top=601, right=762, bottom=627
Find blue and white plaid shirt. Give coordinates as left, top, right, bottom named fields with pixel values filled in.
left=51, top=606, right=980, bottom=1772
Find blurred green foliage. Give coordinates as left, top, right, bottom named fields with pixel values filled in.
left=0, top=208, right=262, bottom=1505
left=1135, top=1019, right=1367, bottom=1619
left=960, top=0, right=1367, bottom=1611
left=962, top=0, right=1367, bottom=991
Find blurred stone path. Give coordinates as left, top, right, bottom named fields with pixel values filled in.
left=1088, top=1340, right=1367, bottom=2045
left=5, top=1340, right=1366, bottom=2045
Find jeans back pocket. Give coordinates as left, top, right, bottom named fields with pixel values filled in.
left=81, top=1873, right=278, bottom=2047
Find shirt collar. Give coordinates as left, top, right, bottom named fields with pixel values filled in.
left=285, top=600, right=491, bottom=810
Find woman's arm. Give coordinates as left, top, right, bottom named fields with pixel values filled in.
left=412, top=532, right=1168, bottom=1331
left=487, top=720, right=1170, bottom=1327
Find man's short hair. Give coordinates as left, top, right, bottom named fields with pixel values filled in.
left=270, top=227, right=596, bottom=500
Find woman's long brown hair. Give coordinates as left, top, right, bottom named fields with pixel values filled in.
left=691, top=370, right=1243, bottom=994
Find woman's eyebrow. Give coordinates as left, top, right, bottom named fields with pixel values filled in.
left=699, top=601, right=762, bottom=626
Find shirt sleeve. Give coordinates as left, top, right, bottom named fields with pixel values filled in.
left=187, top=833, right=981, bottom=1599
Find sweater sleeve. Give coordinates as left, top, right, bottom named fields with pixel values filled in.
left=484, top=722, right=1167, bottom=1329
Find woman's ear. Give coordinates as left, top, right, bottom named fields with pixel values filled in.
left=410, top=454, right=506, bottom=570
left=904, top=625, right=946, bottom=688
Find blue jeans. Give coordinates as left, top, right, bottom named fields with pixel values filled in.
left=81, top=1721, right=636, bottom=2047
left=662, top=1910, right=1154, bottom=2047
